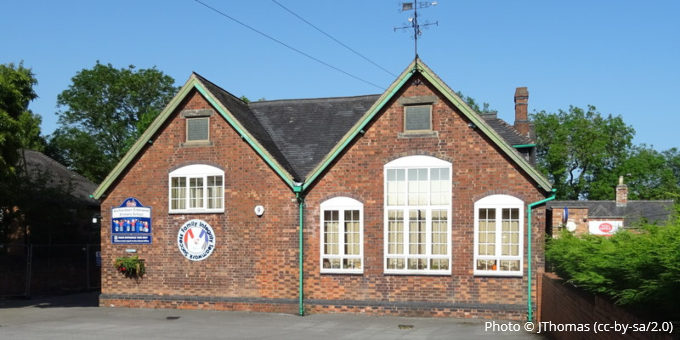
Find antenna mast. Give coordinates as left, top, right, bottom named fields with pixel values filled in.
left=394, top=1, right=438, bottom=59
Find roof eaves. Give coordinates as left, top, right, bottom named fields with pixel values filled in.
left=92, top=75, right=198, bottom=199
left=301, top=60, right=418, bottom=191
left=416, top=61, right=552, bottom=192
left=302, top=58, right=551, bottom=192
left=192, top=73, right=299, bottom=180
left=191, top=79, right=297, bottom=187
left=93, top=74, right=298, bottom=200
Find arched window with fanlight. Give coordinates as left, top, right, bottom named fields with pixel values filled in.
left=168, top=164, right=224, bottom=213
left=474, top=194, right=524, bottom=276
left=320, top=197, right=363, bottom=274
left=383, top=155, right=451, bottom=274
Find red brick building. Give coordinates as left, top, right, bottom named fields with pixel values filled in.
left=94, top=59, right=553, bottom=320
left=547, top=176, right=674, bottom=236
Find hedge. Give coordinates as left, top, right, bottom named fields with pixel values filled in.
left=546, top=221, right=680, bottom=321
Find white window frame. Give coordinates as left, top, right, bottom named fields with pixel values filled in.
left=473, top=194, right=524, bottom=277
left=168, top=164, right=224, bottom=214
left=320, top=197, right=364, bottom=274
left=383, top=155, right=452, bottom=275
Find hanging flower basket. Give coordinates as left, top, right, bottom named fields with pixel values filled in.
left=114, top=255, right=145, bottom=278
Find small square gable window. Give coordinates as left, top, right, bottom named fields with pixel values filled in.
left=187, top=117, right=209, bottom=142
left=404, top=105, right=432, bottom=132
left=181, top=109, right=213, bottom=145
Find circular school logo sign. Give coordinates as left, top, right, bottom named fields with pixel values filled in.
left=177, top=219, right=216, bottom=261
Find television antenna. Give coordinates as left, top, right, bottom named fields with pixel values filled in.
left=394, top=1, right=438, bottom=59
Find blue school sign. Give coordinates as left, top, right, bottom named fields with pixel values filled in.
left=111, top=197, right=152, bottom=244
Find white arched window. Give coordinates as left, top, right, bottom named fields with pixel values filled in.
left=169, top=164, right=224, bottom=213
left=474, top=194, right=524, bottom=276
left=384, top=155, right=452, bottom=274
left=320, top=197, right=363, bottom=274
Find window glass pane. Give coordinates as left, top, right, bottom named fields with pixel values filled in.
left=500, top=260, right=520, bottom=272
left=387, top=210, right=404, bottom=255
left=430, top=168, right=450, bottom=205
left=344, top=210, right=360, bottom=255
left=171, top=177, right=186, bottom=210
left=207, top=175, right=223, bottom=209
left=430, top=258, right=449, bottom=270
left=501, top=208, right=520, bottom=256
left=476, top=259, right=497, bottom=271
left=189, top=177, right=204, bottom=208
left=478, top=208, right=496, bottom=256
left=387, top=258, right=405, bottom=269
left=342, top=258, right=361, bottom=269
left=387, top=169, right=406, bottom=206
left=323, top=258, right=341, bottom=269
left=404, top=105, right=431, bottom=131
left=431, top=210, right=447, bottom=255
left=408, top=169, right=428, bottom=205
left=187, top=117, right=209, bottom=141
left=409, top=209, right=426, bottom=255
left=324, top=210, right=339, bottom=255
left=407, top=258, right=427, bottom=270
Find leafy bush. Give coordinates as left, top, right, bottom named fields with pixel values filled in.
left=546, top=221, right=680, bottom=320
left=114, top=255, right=145, bottom=279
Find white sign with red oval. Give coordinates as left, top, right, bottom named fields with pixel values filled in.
left=588, top=220, right=622, bottom=235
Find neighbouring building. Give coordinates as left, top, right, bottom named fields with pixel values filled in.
left=94, top=59, right=554, bottom=320
left=1, top=149, right=99, bottom=247
left=0, top=150, right=100, bottom=296
left=547, top=176, right=674, bottom=236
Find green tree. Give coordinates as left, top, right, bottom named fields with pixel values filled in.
left=0, top=62, right=40, bottom=177
left=456, top=91, right=494, bottom=114
left=48, top=62, right=177, bottom=183
left=664, top=148, right=680, bottom=193
left=598, top=145, right=680, bottom=200
left=533, top=105, right=635, bottom=200
left=0, top=62, right=49, bottom=247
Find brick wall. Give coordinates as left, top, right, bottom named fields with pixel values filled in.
left=100, top=89, right=299, bottom=313
left=540, top=273, right=674, bottom=340
left=100, top=74, right=549, bottom=320
left=303, top=75, right=547, bottom=320
left=550, top=207, right=589, bottom=236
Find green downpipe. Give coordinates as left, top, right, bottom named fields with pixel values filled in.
left=527, top=188, right=556, bottom=322
left=294, top=185, right=304, bottom=316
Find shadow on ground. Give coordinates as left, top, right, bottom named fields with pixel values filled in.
left=0, top=291, right=99, bottom=309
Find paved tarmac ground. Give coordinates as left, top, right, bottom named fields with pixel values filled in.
left=0, top=293, right=545, bottom=339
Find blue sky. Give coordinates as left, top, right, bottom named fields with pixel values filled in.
left=3, top=1, right=679, bottom=150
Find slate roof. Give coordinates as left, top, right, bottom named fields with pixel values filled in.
left=193, top=73, right=299, bottom=179
left=194, top=73, right=532, bottom=181
left=547, top=200, right=674, bottom=227
left=249, top=95, right=381, bottom=179
left=20, top=149, right=99, bottom=207
left=93, top=59, right=551, bottom=199
left=480, top=113, right=533, bottom=146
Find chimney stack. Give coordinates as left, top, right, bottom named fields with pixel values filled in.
left=616, top=176, right=628, bottom=207
left=514, top=87, right=531, bottom=138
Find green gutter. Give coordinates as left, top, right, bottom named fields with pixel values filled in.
left=512, top=144, right=536, bottom=148
left=526, top=188, right=557, bottom=322
left=294, top=185, right=304, bottom=316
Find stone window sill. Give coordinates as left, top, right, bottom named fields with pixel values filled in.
left=397, top=131, right=438, bottom=139
left=180, top=141, right=213, bottom=147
